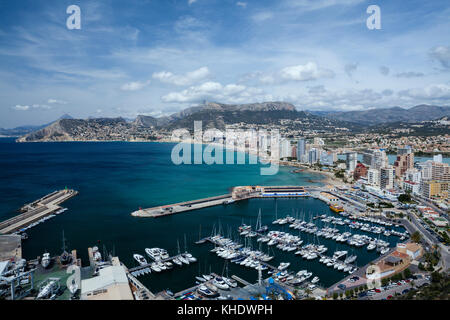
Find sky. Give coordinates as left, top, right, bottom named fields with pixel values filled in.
left=0, top=0, right=449, bottom=128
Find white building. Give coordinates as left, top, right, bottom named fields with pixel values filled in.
left=279, top=139, right=291, bottom=159
left=402, top=180, right=420, bottom=195
left=81, top=266, right=133, bottom=300
left=362, top=149, right=388, bottom=170
left=368, top=168, right=380, bottom=187
left=345, top=152, right=357, bottom=172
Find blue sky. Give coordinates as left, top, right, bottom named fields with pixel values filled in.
left=0, top=0, right=449, bottom=127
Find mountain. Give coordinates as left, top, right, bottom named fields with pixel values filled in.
left=17, top=101, right=359, bottom=142
left=16, top=117, right=132, bottom=142
left=324, top=105, right=450, bottom=125
left=0, top=114, right=74, bottom=137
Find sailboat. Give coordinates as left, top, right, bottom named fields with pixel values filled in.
left=256, top=209, right=268, bottom=233
left=60, top=230, right=72, bottom=265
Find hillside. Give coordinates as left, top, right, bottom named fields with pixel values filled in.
left=324, top=105, right=450, bottom=125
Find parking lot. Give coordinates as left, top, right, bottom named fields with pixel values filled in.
left=364, top=277, right=430, bottom=300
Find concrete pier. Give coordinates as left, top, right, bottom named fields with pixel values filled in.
left=131, top=194, right=233, bottom=218
left=131, top=185, right=312, bottom=218
left=0, top=189, right=78, bottom=234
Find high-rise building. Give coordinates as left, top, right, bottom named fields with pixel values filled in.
left=345, top=152, right=358, bottom=172
left=418, top=161, right=450, bottom=182
left=394, top=146, right=414, bottom=179
left=362, top=149, right=388, bottom=170
left=433, top=154, right=443, bottom=163
left=368, top=168, right=380, bottom=186
left=320, top=151, right=335, bottom=166
left=279, top=139, right=291, bottom=159
left=297, top=138, right=306, bottom=162
left=291, top=146, right=297, bottom=159
left=403, top=168, right=422, bottom=184
left=308, top=148, right=319, bottom=164
left=380, top=167, right=395, bottom=190
left=421, top=180, right=449, bottom=199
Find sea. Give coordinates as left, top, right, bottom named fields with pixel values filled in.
left=0, top=137, right=446, bottom=294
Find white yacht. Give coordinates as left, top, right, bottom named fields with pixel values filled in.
left=150, top=263, right=161, bottom=272
left=311, top=276, right=320, bottom=284
left=133, top=254, right=147, bottom=266
left=212, top=277, right=230, bottom=290
left=41, top=252, right=51, bottom=269
left=172, top=257, right=182, bottom=266
left=178, top=255, right=190, bottom=265
left=183, top=252, right=197, bottom=263
left=277, top=262, right=290, bottom=271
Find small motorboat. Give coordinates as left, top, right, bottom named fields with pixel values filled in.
left=133, top=254, right=147, bottom=266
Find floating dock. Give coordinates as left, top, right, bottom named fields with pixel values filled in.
left=0, top=189, right=78, bottom=234
left=131, top=185, right=311, bottom=218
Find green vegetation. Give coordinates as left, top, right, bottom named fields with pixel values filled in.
left=411, top=231, right=421, bottom=243
left=397, top=272, right=449, bottom=300
left=334, top=170, right=345, bottom=179
left=420, top=250, right=441, bottom=271
left=398, top=193, right=412, bottom=203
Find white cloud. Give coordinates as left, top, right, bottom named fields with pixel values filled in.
left=12, top=104, right=52, bottom=111
left=252, top=12, right=273, bottom=22
left=399, top=83, right=450, bottom=100
left=120, top=80, right=149, bottom=91
left=395, top=72, right=424, bottom=78
left=429, top=46, right=450, bottom=69
left=161, top=81, right=266, bottom=104
left=280, top=62, right=334, bottom=81
left=152, top=67, right=210, bottom=86
left=236, top=2, right=247, bottom=8
left=188, top=0, right=197, bottom=5
left=48, top=98, right=68, bottom=104
left=12, top=105, right=30, bottom=111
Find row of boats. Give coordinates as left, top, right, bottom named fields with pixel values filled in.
left=131, top=247, right=197, bottom=277
left=195, top=274, right=238, bottom=293
left=208, top=234, right=322, bottom=287
left=14, top=208, right=68, bottom=236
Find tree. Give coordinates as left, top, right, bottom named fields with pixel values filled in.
left=411, top=231, right=421, bottom=243
left=333, top=292, right=338, bottom=300
left=398, top=193, right=412, bottom=203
